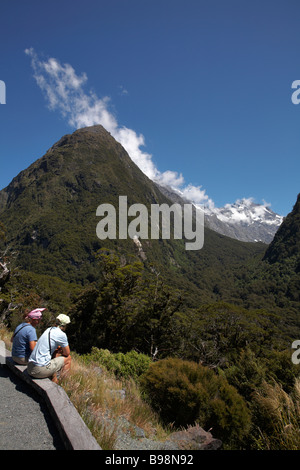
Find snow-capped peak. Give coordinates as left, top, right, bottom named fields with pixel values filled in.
left=155, top=183, right=284, bottom=243
left=204, top=198, right=283, bottom=227
left=200, top=198, right=284, bottom=243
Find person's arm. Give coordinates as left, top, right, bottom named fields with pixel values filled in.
left=61, top=345, right=70, bottom=357
left=29, top=340, right=37, bottom=351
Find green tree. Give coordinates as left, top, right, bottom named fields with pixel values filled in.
left=68, top=250, right=182, bottom=356
left=171, top=302, right=284, bottom=367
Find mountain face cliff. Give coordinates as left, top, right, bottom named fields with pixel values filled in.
left=0, top=125, right=266, bottom=305
left=0, top=125, right=174, bottom=281
left=0, top=125, right=299, bottom=346
left=263, top=193, right=300, bottom=266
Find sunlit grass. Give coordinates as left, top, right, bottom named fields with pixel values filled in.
left=254, top=379, right=300, bottom=450
left=58, top=353, right=169, bottom=449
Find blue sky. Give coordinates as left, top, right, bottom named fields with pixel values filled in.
left=0, top=0, right=299, bottom=216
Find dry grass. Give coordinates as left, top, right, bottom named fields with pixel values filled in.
left=0, top=326, right=12, bottom=349
left=58, top=357, right=119, bottom=448
left=59, top=355, right=169, bottom=449
left=254, top=379, right=300, bottom=450
left=58, top=354, right=169, bottom=449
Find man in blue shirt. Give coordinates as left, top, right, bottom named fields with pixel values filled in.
left=27, top=314, right=71, bottom=383
left=11, top=308, right=45, bottom=364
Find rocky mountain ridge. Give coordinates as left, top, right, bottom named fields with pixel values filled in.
left=203, top=199, right=283, bottom=243
left=157, top=184, right=283, bottom=243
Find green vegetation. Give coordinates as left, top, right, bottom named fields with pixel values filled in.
left=264, top=194, right=300, bottom=265
left=67, top=249, right=183, bottom=356
left=3, top=245, right=299, bottom=449
left=140, top=357, right=251, bottom=447
left=1, top=127, right=300, bottom=449
left=81, top=347, right=151, bottom=380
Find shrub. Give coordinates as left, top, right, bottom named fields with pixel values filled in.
left=82, top=347, right=151, bottom=380
left=140, top=357, right=251, bottom=446
left=223, top=347, right=267, bottom=402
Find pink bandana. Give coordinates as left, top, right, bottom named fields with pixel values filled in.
left=27, top=308, right=46, bottom=319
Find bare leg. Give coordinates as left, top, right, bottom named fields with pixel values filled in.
left=51, top=373, right=59, bottom=384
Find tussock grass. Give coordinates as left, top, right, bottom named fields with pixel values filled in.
left=58, top=354, right=168, bottom=449
left=0, top=326, right=12, bottom=349
left=254, top=379, right=300, bottom=450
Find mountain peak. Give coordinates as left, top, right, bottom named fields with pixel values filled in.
left=0, top=125, right=176, bottom=282
left=206, top=198, right=282, bottom=224
left=47, top=125, right=117, bottom=152
left=263, top=193, right=300, bottom=263
left=204, top=199, right=283, bottom=244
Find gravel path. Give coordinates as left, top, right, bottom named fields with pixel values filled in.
left=0, top=365, right=64, bottom=450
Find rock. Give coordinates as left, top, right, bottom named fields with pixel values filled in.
left=165, top=424, right=222, bottom=450
left=132, top=425, right=145, bottom=439
left=0, top=261, right=10, bottom=287
left=92, top=366, right=104, bottom=376
left=109, top=389, right=126, bottom=400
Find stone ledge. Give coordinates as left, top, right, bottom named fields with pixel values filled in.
left=4, top=349, right=101, bottom=450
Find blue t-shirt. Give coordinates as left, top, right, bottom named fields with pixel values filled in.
left=12, top=323, right=37, bottom=358
left=29, top=326, right=69, bottom=367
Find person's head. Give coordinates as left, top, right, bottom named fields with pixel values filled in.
left=55, top=314, right=71, bottom=330
left=24, top=308, right=46, bottom=327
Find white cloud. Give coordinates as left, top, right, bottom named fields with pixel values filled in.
left=179, top=183, right=215, bottom=208
left=24, top=48, right=217, bottom=209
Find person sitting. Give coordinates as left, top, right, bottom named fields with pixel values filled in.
left=27, top=314, right=71, bottom=383
left=11, top=308, right=45, bottom=365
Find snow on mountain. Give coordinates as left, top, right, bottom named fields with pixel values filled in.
left=198, top=198, right=284, bottom=243
left=156, top=183, right=283, bottom=244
